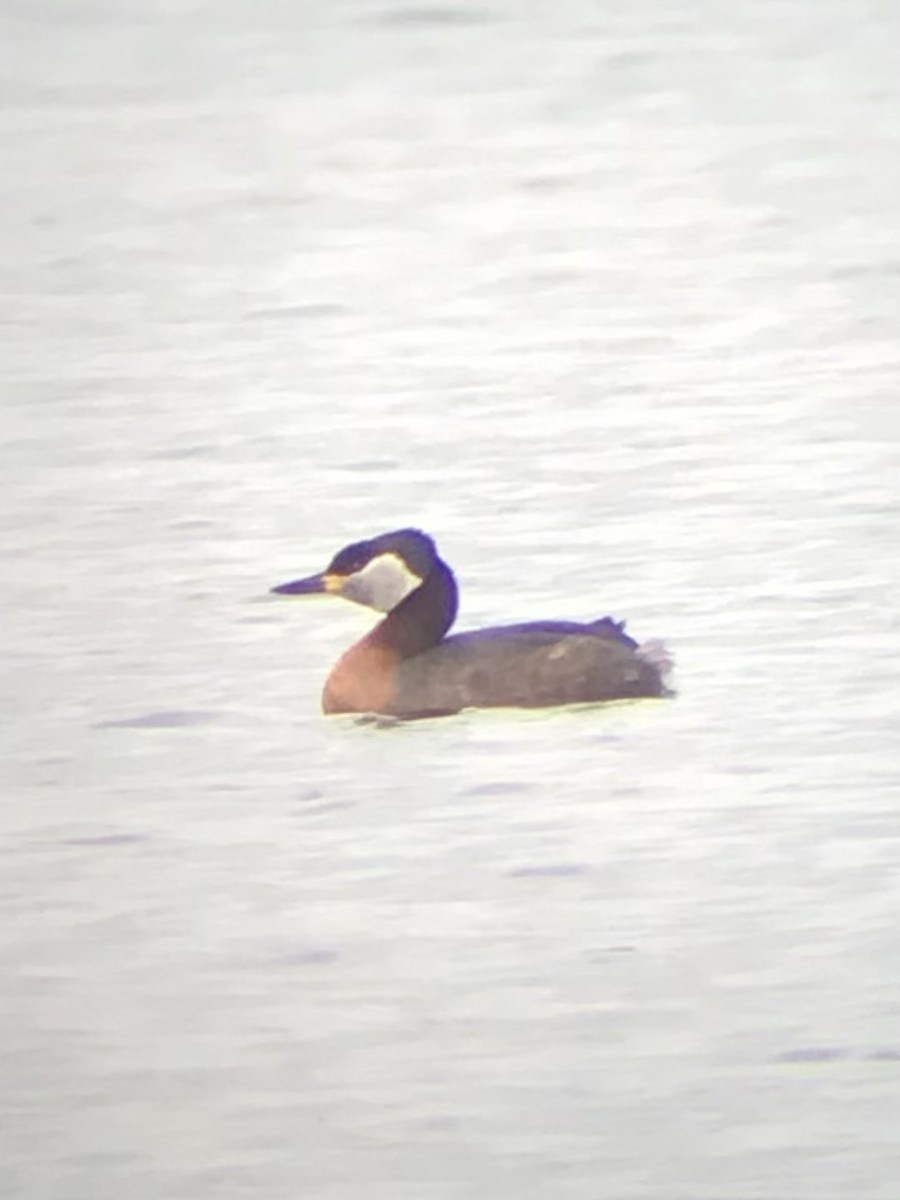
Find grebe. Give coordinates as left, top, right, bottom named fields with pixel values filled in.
left=272, top=528, right=670, bottom=719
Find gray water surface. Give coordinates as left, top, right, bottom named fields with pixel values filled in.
left=2, top=0, right=900, bottom=1197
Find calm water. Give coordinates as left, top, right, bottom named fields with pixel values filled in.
left=2, top=0, right=900, bottom=1196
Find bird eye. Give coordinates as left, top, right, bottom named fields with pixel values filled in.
left=330, top=548, right=368, bottom=576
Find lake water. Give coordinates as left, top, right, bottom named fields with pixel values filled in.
left=2, top=0, right=900, bottom=1197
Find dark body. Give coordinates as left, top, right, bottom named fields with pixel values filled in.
left=384, top=622, right=662, bottom=717
left=273, top=529, right=669, bottom=719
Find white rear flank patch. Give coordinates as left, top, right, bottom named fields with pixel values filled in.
left=340, top=553, right=422, bottom=613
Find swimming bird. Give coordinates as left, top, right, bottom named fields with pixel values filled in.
left=272, top=528, right=670, bottom=719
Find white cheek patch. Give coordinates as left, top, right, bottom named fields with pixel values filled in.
left=340, top=553, right=422, bottom=613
